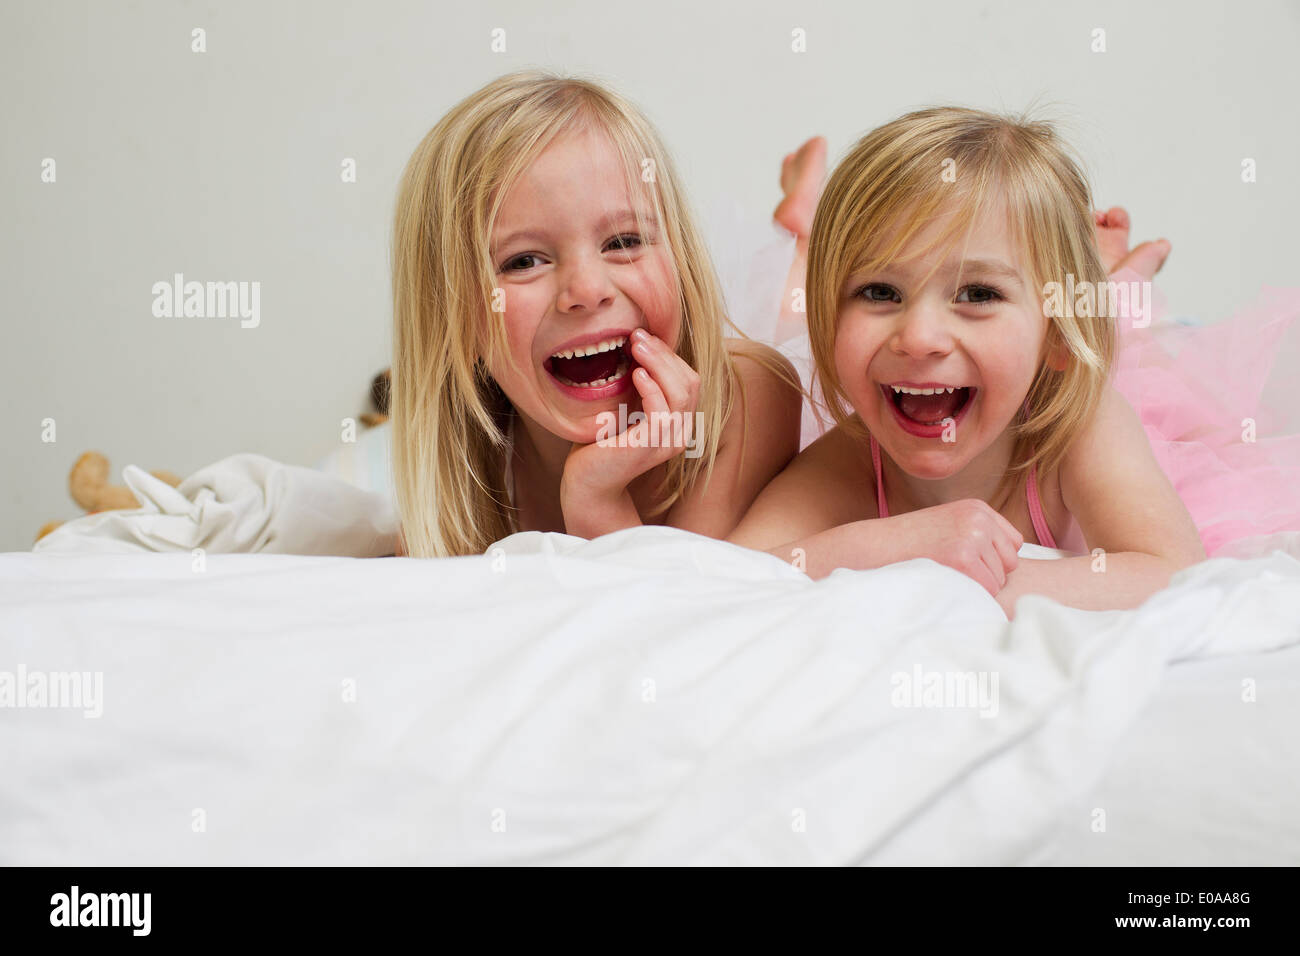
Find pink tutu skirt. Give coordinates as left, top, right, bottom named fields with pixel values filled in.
left=1110, top=268, right=1300, bottom=556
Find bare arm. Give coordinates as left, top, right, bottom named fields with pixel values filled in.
left=665, top=341, right=802, bottom=539
left=728, top=423, right=1023, bottom=591
left=996, top=386, right=1206, bottom=616
left=736, top=512, right=961, bottom=581
left=727, top=424, right=877, bottom=568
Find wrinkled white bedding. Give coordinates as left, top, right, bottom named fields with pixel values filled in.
left=5, top=523, right=1299, bottom=865
left=33, top=453, right=398, bottom=558
left=1039, top=638, right=1300, bottom=866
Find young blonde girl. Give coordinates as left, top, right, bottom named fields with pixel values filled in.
left=392, top=71, right=801, bottom=558
left=730, top=107, right=1207, bottom=616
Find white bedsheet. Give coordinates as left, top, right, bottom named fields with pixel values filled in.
left=4, top=526, right=1298, bottom=865
left=1039, top=640, right=1300, bottom=865
left=33, top=453, right=398, bottom=558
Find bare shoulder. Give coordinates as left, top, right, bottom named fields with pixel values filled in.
left=728, top=416, right=877, bottom=550
left=1080, top=382, right=1142, bottom=436
left=1060, top=384, right=1204, bottom=563
left=723, top=338, right=800, bottom=395
left=718, top=337, right=802, bottom=454
left=801, top=419, right=879, bottom=516
left=663, top=338, right=801, bottom=538
left=1060, top=384, right=1147, bottom=499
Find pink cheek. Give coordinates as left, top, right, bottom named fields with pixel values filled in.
left=640, top=260, right=683, bottom=343
left=640, top=294, right=680, bottom=350
left=655, top=318, right=681, bottom=352
left=833, top=329, right=872, bottom=388
left=498, top=303, right=545, bottom=373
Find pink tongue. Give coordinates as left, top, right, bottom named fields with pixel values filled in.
left=551, top=348, right=621, bottom=384
left=898, top=389, right=963, bottom=424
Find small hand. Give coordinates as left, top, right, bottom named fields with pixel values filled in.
left=893, top=499, right=1023, bottom=598
left=560, top=329, right=701, bottom=532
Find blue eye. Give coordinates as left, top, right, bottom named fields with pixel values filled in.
left=854, top=283, right=901, bottom=303
left=956, top=284, right=1003, bottom=304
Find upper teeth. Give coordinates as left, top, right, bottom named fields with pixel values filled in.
left=892, top=385, right=960, bottom=395
left=551, top=335, right=628, bottom=361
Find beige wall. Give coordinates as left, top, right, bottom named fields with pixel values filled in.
left=3, top=0, right=1298, bottom=550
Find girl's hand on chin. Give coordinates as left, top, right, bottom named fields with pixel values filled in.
left=893, top=499, right=1024, bottom=598
left=559, top=330, right=701, bottom=534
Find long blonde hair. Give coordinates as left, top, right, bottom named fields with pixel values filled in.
left=807, top=106, right=1115, bottom=507
left=392, top=71, right=737, bottom=557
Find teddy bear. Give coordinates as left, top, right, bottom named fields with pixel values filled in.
left=36, top=452, right=183, bottom=542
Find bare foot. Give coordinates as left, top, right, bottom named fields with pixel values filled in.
left=1114, top=239, right=1172, bottom=281
left=1094, top=205, right=1171, bottom=279
left=1093, top=206, right=1131, bottom=271
left=774, top=136, right=827, bottom=241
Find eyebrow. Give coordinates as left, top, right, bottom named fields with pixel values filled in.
left=604, top=207, right=656, bottom=226
left=492, top=229, right=547, bottom=252
left=492, top=208, right=657, bottom=253
left=955, top=258, right=1024, bottom=284
left=845, top=257, right=1025, bottom=290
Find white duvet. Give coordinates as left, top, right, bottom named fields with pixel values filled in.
left=5, top=516, right=1300, bottom=865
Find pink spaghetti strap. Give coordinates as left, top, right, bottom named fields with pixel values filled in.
left=870, top=431, right=1057, bottom=547
left=1025, top=462, right=1058, bottom=550
left=869, top=434, right=889, bottom=518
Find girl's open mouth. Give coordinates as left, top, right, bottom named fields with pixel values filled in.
left=544, top=334, right=635, bottom=400
left=881, top=383, right=977, bottom=437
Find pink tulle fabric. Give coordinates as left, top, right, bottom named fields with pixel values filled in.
left=1108, top=268, right=1300, bottom=556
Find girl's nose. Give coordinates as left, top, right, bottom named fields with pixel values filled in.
left=891, top=303, right=954, bottom=357
left=556, top=255, right=616, bottom=314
